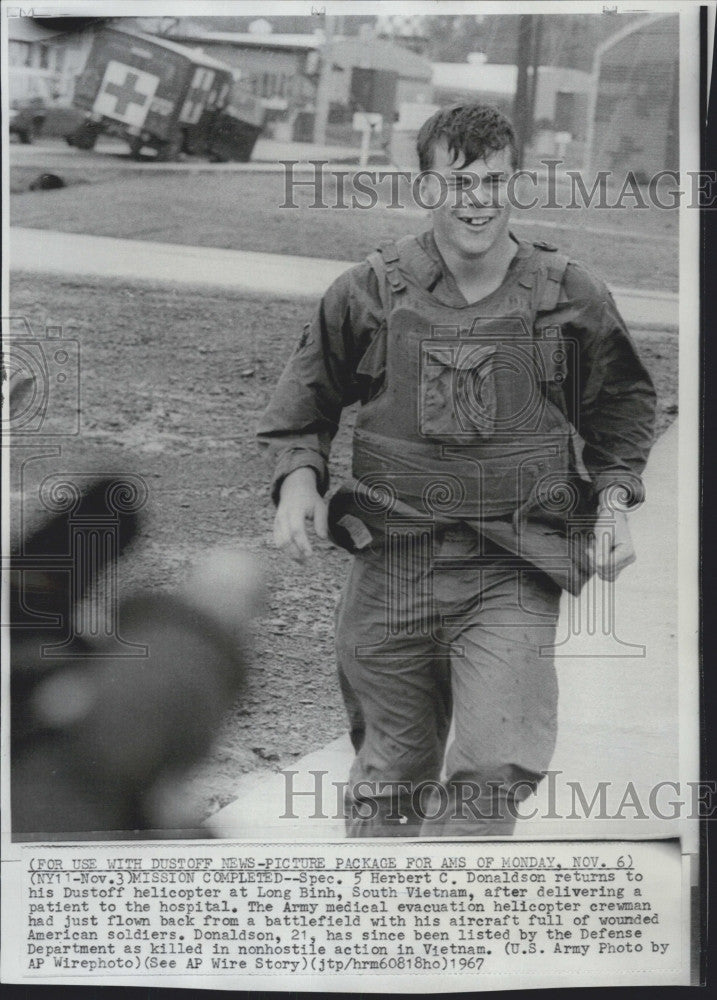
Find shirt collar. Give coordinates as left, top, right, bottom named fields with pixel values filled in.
left=411, top=230, right=445, bottom=289
left=416, top=229, right=532, bottom=288
left=414, top=229, right=533, bottom=303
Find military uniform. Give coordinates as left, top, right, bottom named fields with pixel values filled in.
left=258, top=230, right=656, bottom=837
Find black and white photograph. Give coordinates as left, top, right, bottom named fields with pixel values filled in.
left=1, top=0, right=704, bottom=990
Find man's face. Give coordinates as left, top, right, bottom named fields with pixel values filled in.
left=423, top=140, right=513, bottom=259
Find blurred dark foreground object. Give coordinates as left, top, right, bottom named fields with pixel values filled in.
left=28, top=173, right=66, bottom=191
left=11, top=477, right=264, bottom=840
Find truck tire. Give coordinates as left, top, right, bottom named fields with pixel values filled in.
left=68, top=121, right=100, bottom=150
left=73, top=133, right=98, bottom=151
left=128, top=136, right=145, bottom=159
left=19, top=117, right=45, bottom=144
left=155, top=132, right=183, bottom=162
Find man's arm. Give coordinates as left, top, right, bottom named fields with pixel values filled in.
left=257, top=263, right=383, bottom=561
left=561, top=265, right=657, bottom=580
left=591, top=492, right=636, bottom=581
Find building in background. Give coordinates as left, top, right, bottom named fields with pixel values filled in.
left=433, top=55, right=590, bottom=136
left=586, top=13, right=679, bottom=177
left=8, top=16, right=156, bottom=106
left=158, top=30, right=318, bottom=112
left=429, top=54, right=590, bottom=166
left=158, top=25, right=431, bottom=141
left=331, top=36, right=432, bottom=107
left=8, top=12, right=679, bottom=175
left=374, top=14, right=429, bottom=55
left=8, top=18, right=93, bottom=104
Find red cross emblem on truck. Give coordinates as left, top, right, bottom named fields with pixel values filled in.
left=93, top=60, right=160, bottom=128
left=103, top=71, right=148, bottom=116
left=179, top=67, right=216, bottom=124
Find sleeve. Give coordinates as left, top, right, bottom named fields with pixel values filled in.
left=560, top=263, right=657, bottom=508
left=256, top=262, right=383, bottom=505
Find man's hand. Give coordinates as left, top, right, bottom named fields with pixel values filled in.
left=273, top=467, right=328, bottom=562
left=589, top=505, right=636, bottom=582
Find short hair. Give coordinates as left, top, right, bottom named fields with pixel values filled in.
left=416, top=103, right=518, bottom=172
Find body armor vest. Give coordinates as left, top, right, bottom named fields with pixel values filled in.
left=351, top=236, right=572, bottom=521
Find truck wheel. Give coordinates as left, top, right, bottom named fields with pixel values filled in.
left=19, top=118, right=44, bottom=144
left=128, top=136, right=145, bottom=159
left=155, top=133, right=183, bottom=162
left=69, top=122, right=100, bottom=150
left=73, top=133, right=98, bottom=150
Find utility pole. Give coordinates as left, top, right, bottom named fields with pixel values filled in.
left=313, top=13, right=336, bottom=145
left=513, top=14, right=534, bottom=169
left=528, top=14, right=543, bottom=128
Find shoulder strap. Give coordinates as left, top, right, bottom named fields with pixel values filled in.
left=367, top=233, right=431, bottom=308
left=369, top=239, right=570, bottom=314
left=354, top=242, right=400, bottom=382
left=365, top=244, right=392, bottom=319
left=366, top=238, right=407, bottom=316
left=529, top=250, right=574, bottom=420
left=536, top=250, right=570, bottom=312
left=359, top=237, right=424, bottom=383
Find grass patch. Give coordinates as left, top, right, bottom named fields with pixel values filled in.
left=11, top=170, right=678, bottom=291
left=10, top=164, right=153, bottom=194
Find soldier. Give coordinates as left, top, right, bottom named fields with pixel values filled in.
left=258, top=104, right=656, bottom=837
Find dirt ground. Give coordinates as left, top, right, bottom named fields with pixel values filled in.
left=9, top=271, right=679, bottom=822
left=10, top=166, right=678, bottom=291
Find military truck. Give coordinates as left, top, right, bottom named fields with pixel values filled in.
left=67, top=26, right=264, bottom=162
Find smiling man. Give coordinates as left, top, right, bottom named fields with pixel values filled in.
left=257, top=104, right=656, bottom=838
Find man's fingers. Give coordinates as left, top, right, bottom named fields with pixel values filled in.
left=313, top=498, right=329, bottom=540
left=289, top=523, right=312, bottom=558
left=274, top=491, right=328, bottom=561
left=589, top=518, right=636, bottom=581
left=275, top=527, right=308, bottom=563
left=273, top=513, right=304, bottom=562
left=595, top=559, right=617, bottom=582
left=595, top=543, right=636, bottom=581
left=285, top=540, right=308, bottom=563
left=608, top=544, right=636, bottom=580
left=280, top=506, right=309, bottom=560
left=272, top=512, right=290, bottom=549
left=276, top=505, right=315, bottom=561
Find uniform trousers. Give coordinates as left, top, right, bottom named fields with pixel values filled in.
left=336, top=523, right=562, bottom=837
